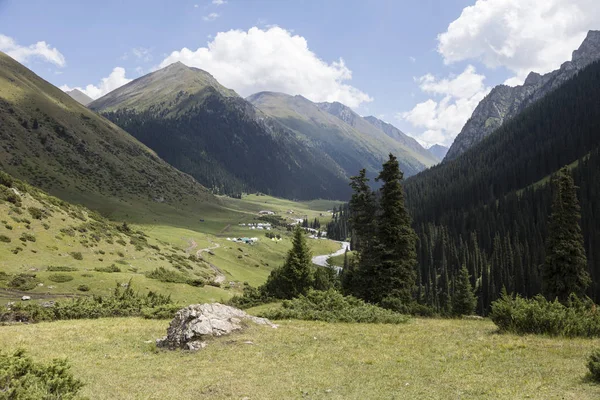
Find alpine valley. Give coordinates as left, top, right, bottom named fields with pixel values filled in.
left=2, top=5, right=600, bottom=398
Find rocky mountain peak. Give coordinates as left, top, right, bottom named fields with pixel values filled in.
left=572, top=30, right=600, bottom=64
left=524, top=72, right=542, bottom=86
left=444, top=30, right=600, bottom=162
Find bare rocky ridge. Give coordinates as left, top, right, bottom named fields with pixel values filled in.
left=445, top=30, right=600, bottom=162
left=157, top=303, right=277, bottom=351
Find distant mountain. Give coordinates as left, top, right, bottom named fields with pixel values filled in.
left=91, top=63, right=349, bottom=200
left=316, top=104, right=438, bottom=169
left=428, top=144, right=448, bottom=161
left=445, top=30, right=600, bottom=162
left=247, top=92, right=436, bottom=183
left=66, top=89, right=93, bottom=106
left=0, top=52, right=213, bottom=212
left=361, top=115, right=435, bottom=163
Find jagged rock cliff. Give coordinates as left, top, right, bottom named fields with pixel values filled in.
left=444, top=30, right=600, bottom=162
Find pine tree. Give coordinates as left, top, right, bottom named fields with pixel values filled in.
left=262, top=226, right=313, bottom=299
left=347, top=169, right=379, bottom=300
left=375, top=154, right=417, bottom=305
left=452, top=264, right=477, bottom=316
left=542, top=168, right=591, bottom=302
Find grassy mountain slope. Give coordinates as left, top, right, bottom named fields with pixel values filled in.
left=0, top=52, right=214, bottom=212
left=247, top=92, right=433, bottom=181
left=91, top=63, right=349, bottom=200
left=0, top=171, right=221, bottom=304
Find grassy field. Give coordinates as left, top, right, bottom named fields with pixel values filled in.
left=1, top=317, right=599, bottom=399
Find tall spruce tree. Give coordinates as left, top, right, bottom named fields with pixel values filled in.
left=346, top=169, right=379, bottom=300
left=263, top=225, right=313, bottom=299
left=452, top=264, right=477, bottom=316
left=542, top=167, right=591, bottom=302
left=374, top=154, right=418, bottom=306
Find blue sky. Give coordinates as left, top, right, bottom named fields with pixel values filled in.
left=0, top=0, right=597, bottom=146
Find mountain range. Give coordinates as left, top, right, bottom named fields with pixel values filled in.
left=444, top=30, right=600, bottom=162
left=247, top=92, right=437, bottom=182
left=90, top=63, right=436, bottom=199
left=90, top=62, right=351, bottom=200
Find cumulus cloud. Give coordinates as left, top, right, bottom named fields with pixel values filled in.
left=0, top=34, right=65, bottom=67
left=438, top=0, right=600, bottom=84
left=159, top=26, right=372, bottom=108
left=399, top=65, right=490, bottom=146
left=61, top=67, right=132, bottom=99
left=212, top=0, right=227, bottom=5
left=203, top=13, right=219, bottom=21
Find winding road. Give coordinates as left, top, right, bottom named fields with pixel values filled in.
left=187, top=239, right=226, bottom=284
left=312, top=241, right=350, bottom=268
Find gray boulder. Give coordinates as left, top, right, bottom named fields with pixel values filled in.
left=156, top=303, right=277, bottom=351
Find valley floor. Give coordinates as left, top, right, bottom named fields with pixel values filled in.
left=1, top=317, right=599, bottom=399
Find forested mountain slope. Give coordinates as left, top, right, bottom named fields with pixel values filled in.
left=0, top=52, right=213, bottom=212
left=91, top=63, right=349, bottom=200
left=404, top=60, right=600, bottom=312
left=444, top=30, right=600, bottom=161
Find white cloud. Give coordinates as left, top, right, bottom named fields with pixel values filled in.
left=212, top=0, right=227, bottom=5
left=409, top=56, right=416, bottom=63
left=0, top=34, right=65, bottom=67
left=61, top=67, right=132, bottom=99
left=194, top=4, right=199, bottom=8
left=438, top=0, right=600, bottom=84
left=203, top=13, right=219, bottom=21
left=159, top=26, right=372, bottom=108
left=399, top=65, right=490, bottom=146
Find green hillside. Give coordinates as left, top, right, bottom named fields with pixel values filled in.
left=0, top=52, right=214, bottom=213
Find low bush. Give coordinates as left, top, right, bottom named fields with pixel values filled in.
left=0, top=281, right=173, bottom=323
left=95, top=264, right=121, bottom=273
left=0, top=349, right=84, bottom=399
left=47, top=266, right=78, bottom=272
left=19, top=233, right=36, bottom=242
left=258, top=289, right=410, bottom=324
left=229, top=283, right=273, bottom=309
left=141, top=304, right=182, bottom=320
left=8, top=274, right=40, bottom=291
left=70, top=252, right=83, bottom=260
left=146, top=267, right=204, bottom=287
left=27, top=206, right=44, bottom=220
left=0, top=234, right=10, bottom=243
left=489, top=291, right=600, bottom=337
left=588, top=349, right=600, bottom=382
left=77, top=284, right=90, bottom=292
left=48, top=273, right=74, bottom=283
